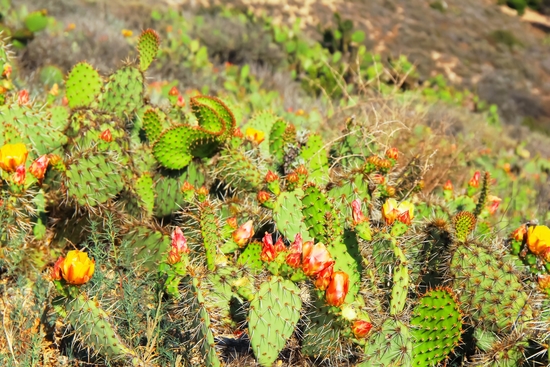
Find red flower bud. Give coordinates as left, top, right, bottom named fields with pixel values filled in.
left=51, top=256, right=64, bottom=280
left=168, top=86, right=179, bottom=96
left=325, top=271, right=349, bottom=307
left=351, top=199, right=367, bottom=225
left=385, top=147, right=399, bottom=160
left=351, top=320, right=372, bottom=338
left=181, top=181, right=194, bottom=193
left=13, top=164, right=26, bottom=185
left=176, top=95, right=185, bottom=107
left=18, top=90, right=29, bottom=105
left=286, top=172, right=299, bottom=183
left=99, top=129, right=112, bottom=143
left=233, top=128, right=244, bottom=138
left=196, top=186, right=209, bottom=196
left=171, top=227, right=189, bottom=254
left=511, top=224, right=527, bottom=242
left=29, top=154, right=50, bottom=180
left=226, top=217, right=238, bottom=229
left=257, top=190, right=271, bottom=204
left=265, top=170, right=279, bottom=183
left=274, top=237, right=286, bottom=253
left=295, top=165, right=308, bottom=176
left=468, top=171, right=480, bottom=188
left=443, top=180, right=453, bottom=191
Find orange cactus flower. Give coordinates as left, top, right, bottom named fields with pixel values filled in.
left=60, top=250, right=95, bottom=285
left=382, top=198, right=414, bottom=225
left=443, top=180, right=453, bottom=191
left=314, top=263, right=334, bottom=290
left=181, top=181, right=194, bottom=193
left=245, top=127, right=265, bottom=144
left=18, top=90, right=29, bottom=105
left=286, top=233, right=303, bottom=268
left=265, top=170, right=279, bottom=183
left=232, top=220, right=254, bottom=247
left=511, top=224, right=527, bottom=242
left=29, top=155, right=50, bottom=180
left=527, top=225, right=550, bottom=262
left=167, top=248, right=182, bottom=265
left=99, top=129, right=112, bottom=143
left=396, top=201, right=415, bottom=225
left=168, top=86, right=179, bottom=96
left=385, top=147, right=399, bottom=160
left=273, top=237, right=286, bottom=253
left=226, top=217, right=238, bottom=229
left=468, top=171, right=481, bottom=188
left=487, top=195, right=501, bottom=215
left=302, top=242, right=334, bottom=277
left=0, top=143, right=28, bottom=172
left=257, top=190, right=271, bottom=204
left=325, top=271, right=349, bottom=307
left=351, top=320, right=373, bottom=338
left=538, top=274, right=550, bottom=291
left=196, top=186, right=209, bottom=196
left=261, top=232, right=276, bottom=262
left=233, top=128, right=244, bottom=138
left=121, top=29, right=133, bottom=37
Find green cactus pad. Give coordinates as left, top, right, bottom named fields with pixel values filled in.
left=410, top=288, right=462, bottom=366
left=453, top=211, right=476, bottom=242
left=450, top=243, right=531, bottom=332
left=389, top=260, right=409, bottom=316
left=273, top=189, right=313, bottom=242
left=361, top=319, right=412, bottom=367
left=64, top=153, right=125, bottom=207
left=134, top=173, right=155, bottom=216
left=24, top=10, right=49, bottom=32
left=60, top=294, right=143, bottom=365
left=216, top=147, right=264, bottom=191
left=153, top=171, right=188, bottom=217
left=188, top=277, right=222, bottom=367
left=200, top=202, right=221, bottom=271
left=120, top=226, right=171, bottom=271
left=142, top=108, right=165, bottom=143
left=243, top=110, right=281, bottom=157
left=249, top=276, right=302, bottom=367
left=299, top=134, right=329, bottom=184
left=65, top=62, right=103, bottom=109
left=237, top=241, right=263, bottom=272
left=302, top=184, right=339, bottom=243
left=99, top=66, right=144, bottom=120
left=269, top=119, right=288, bottom=164
left=191, top=95, right=236, bottom=139
left=137, top=29, right=160, bottom=72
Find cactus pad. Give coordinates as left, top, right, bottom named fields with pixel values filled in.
left=453, top=211, right=476, bottom=242
left=65, top=62, right=103, bottom=109
left=137, top=29, right=160, bottom=72
left=248, top=276, right=302, bottom=367
left=410, top=288, right=462, bottom=366
left=361, top=319, right=412, bottom=366
left=99, top=66, right=144, bottom=120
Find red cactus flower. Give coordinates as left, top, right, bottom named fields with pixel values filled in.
left=351, top=199, right=368, bottom=225
left=286, top=233, right=303, bottom=268
left=273, top=237, right=286, bottom=253
left=313, top=263, right=334, bottom=290
left=171, top=227, right=189, bottom=254
left=265, top=170, right=279, bottom=183
left=443, top=180, right=453, bottom=191
left=325, top=271, right=349, bottom=307
left=13, top=164, right=26, bottom=185
left=511, top=224, right=527, bottom=242
left=168, top=86, right=179, bottom=96
left=261, top=232, right=276, bottom=262
left=18, top=90, right=29, bottom=105
left=351, top=320, right=373, bottom=338
left=257, top=190, right=271, bottom=204
left=232, top=220, right=254, bottom=247
left=385, top=147, right=399, bottom=160
left=469, top=171, right=481, bottom=188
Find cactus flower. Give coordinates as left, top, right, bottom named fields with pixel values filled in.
left=396, top=201, right=415, bottom=225
left=196, top=186, right=209, bottom=196
left=351, top=199, right=368, bottom=225
left=245, top=127, right=265, bottom=144
left=99, top=129, right=112, bottom=142
left=511, top=224, right=527, bottom=242
left=487, top=195, right=501, bottom=215
left=382, top=198, right=399, bottom=225
left=176, top=95, right=185, bottom=107
left=0, top=143, right=28, bottom=172
left=443, top=180, right=453, bottom=191
left=2, top=63, right=11, bottom=78
left=257, top=190, right=271, bottom=204
left=121, top=29, right=133, bottom=37
left=18, top=90, right=29, bottom=105
left=233, top=128, right=244, bottom=138
left=527, top=225, right=550, bottom=262
left=274, top=237, right=286, bottom=253
left=50, top=256, right=64, bottom=280
left=29, top=155, right=50, bottom=180
left=295, top=165, right=308, bottom=176
left=385, top=147, right=399, bottom=160
left=168, top=86, right=179, bottom=96
left=286, top=233, right=303, bottom=268
left=265, top=170, right=279, bottom=183
left=261, top=232, right=276, bottom=262
left=60, top=250, right=95, bottom=285
left=13, top=165, right=26, bottom=185
left=352, top=320, right=373, bottom=338
left=302, top=242, right=334, bottom=277
left=171, top=227, right=189, bottom=254
left=314, top=263, right=334, bottom=290
left=226, top=217, right=238, bottom=229
left=232, top=220, right=254, bottom=247
left=181, top=181, right=194, bottom=193
left=468, top=171, right=481, bottom=188
left=325, top=271, right=349, bottom=307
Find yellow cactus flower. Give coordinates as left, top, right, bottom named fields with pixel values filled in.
left=0, top=143, right=28, bottom=172
left=121, top=29, right=133, bottom=38
left=527, top=225, right=550, bottom=262
left=382, top=198, right=399, bottom=225
left=245, top=128, right=265, bottom=144
left=61, top=250, right=95, bottom=285
left=397, top=200, right=415, bottom=225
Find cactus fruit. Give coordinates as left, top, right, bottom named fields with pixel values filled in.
left=248, top=276, right=302, bottom=366
left=410, top=288, right=462, bottom=366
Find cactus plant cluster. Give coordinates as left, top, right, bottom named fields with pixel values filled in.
left=0, top=27, right=549, bottom=367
